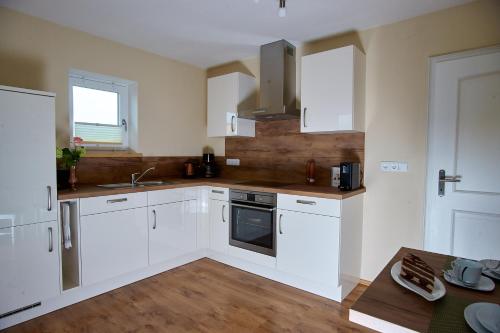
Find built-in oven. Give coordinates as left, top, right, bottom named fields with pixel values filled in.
left=229, top=189, right=276, bottom=257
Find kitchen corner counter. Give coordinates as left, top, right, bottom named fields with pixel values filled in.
left=57, top=178, right=366, bottom=201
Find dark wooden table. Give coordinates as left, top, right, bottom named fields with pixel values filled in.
left=349, top=247, right=500, bottom=332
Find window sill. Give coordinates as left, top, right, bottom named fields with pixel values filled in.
left=83, top=150, right=143, bottom=158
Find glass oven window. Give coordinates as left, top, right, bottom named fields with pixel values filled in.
left=231, top=205, right=273, bottom=250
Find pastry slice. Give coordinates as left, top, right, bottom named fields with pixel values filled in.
left=400, top=253, right=435, bottom=293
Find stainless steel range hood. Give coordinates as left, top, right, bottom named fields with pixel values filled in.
left=239, top=40, right=300, bottom=120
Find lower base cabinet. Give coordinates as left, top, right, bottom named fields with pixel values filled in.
left=276, top=209, right=340, bottom=286
left=208, top=198, right=229, bottom=254
left=148, top=200, right=197, bottom=265
left=0, top=220, right=60, bottom=316
left=80, top=208, right=148, bottom=286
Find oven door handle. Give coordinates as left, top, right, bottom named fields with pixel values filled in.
left=230, top=203, right=276, bottom=212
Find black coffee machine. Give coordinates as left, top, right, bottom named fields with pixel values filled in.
left=200, top=153, right=217, bottom=178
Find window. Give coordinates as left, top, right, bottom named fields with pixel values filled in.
left=69, top=71, right=131, bottom=149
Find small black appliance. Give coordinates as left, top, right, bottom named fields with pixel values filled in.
left=200, top=153, right=217, bottom=178
left=339, top=162, right=361, bottom=191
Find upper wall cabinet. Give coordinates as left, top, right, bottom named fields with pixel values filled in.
left=207, top=72, right=257, bottom=137
left=300, top=45, right=365, bottom=133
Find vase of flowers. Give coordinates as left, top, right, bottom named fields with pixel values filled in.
left=56, top=137, right=86, bottom=191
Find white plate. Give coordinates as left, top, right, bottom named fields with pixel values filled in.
left=390, top=261, right=446, bottom=301
left=443, top=270, right=495, bottom=292
left=480, top=259, right=500, bottom=273
left=483, top=268, right=500, bottom=281
left=465, top=303, right=497, bottom=333
left=476, top=303, right=500, bottom=333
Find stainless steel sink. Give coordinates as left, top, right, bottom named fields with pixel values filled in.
left=97, top=183, right=144, bottom=189
left=97, top=181, right=173, bottom=189
left=136, top=181, right=173, bottom=186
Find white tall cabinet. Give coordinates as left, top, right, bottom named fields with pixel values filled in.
left=301, top=45, right=365, bottom=133
left=0, top=86, right=59, bottom=316
left=207, top=72, right=257, bottom=137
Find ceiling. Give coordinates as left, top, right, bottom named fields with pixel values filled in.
left=0, top=0, right=472, bottom=68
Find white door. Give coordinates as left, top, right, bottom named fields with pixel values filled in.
left=276, top=209, right=339, bottom=286
left=425, top=47, right=500, bottom=260
left=0, top=220, right=60, bottom=315
left=148, top=201, right=197, bottom=265
left=209, top=199, right=229, bottom=253
left=0, top=89, right=57, bottom=228
left=80, top=208, right=148, bottom=285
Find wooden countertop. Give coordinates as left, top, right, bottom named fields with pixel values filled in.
left=57, top=178, right=365, bottom=200
left=349, top=247, right=500, bottom=332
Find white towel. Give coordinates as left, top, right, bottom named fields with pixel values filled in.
left=62, top=202, right=72, bottom=249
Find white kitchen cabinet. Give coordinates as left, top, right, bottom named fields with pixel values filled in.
left=276, top=209, right=340, bottom=286
left=0, top=86, right=57, bottom=228
left=148, top=200, right=197, bottom=265
left=209, top=198, right=229, bottom=254
left=80, top=208, right=148, bottom=286
left=207, top=72, right=256, bottom=137
left=300, top=45, right=365, bottom=133
left=0, top=220, right=60, bottom=316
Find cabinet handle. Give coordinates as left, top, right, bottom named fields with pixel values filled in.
left=152, top=209, right=157, bottom=230
left=303, top=107, right=307, bottom=128
left=107, top=198, right=127, bottom=204
left=222, top=204, right=226, bottom=223
left=47, top=186, right=52, bottom=211
left=231, top=115, right=236, bottom=133
left=279, top=214, right=283, bottom=234
left=296, top=199, right=316, bottom=205
left=212, top=190, right=224, bottom=194
left=48, top=227, right=53, bottom=252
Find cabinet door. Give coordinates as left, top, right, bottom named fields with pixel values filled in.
left=80, top=208, right=148, bottom=286
left=301, top=46, right=354, bottom=133
left=209, top=199, right=229, bottom=254
left=207, top=74, right=237, bottom=137
left=0, top=220, right=60, bottom=315
left=0, top=90, right=57, bottom=228
left=277, top=209, right=340, bottom=286
left=149, top=200, right=197, bottom=265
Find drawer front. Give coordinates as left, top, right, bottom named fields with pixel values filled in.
left=148, top=188, right=184, bottom=206
left=208, top=187, right=229, bottom=201
left=80, top=192, right=147, bottom=216
left=183, top=187, right=199, bottom=201
left=277, top=194, right=340, bottom=217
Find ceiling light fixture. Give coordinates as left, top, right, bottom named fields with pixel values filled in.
left=278, top=0, right=286, bottom=17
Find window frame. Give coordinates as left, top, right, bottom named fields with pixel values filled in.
left=68, top=72, right=129, bottom=150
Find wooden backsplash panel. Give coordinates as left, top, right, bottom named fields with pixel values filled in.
left=222, top=119, right=364, bottom=186
left=76, top=156, right=198, bottom=184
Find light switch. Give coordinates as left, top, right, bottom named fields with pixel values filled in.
left=226, top=159, right=240, bottom=166
left=380, top=161, right=408, bottom=173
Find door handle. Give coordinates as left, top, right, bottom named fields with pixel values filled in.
left=303, top=107, right=307, bottom=128
left=279, top=214, right=283, bottom=234
left=231, top=115, right=236, bottom=133
left=48, top=227, right=53, bottom=252
left=222, top=204, right=226, bottom=223
left=212, top=190, right=224, bottom=194
left=152, top=209, right=157, bottom=229
left=47, top=186, right=52, bottom=211
left=438, top=169, right=461, bottom=197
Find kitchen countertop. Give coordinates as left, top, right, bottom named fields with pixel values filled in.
left=57, top=178, right=366, bottom=200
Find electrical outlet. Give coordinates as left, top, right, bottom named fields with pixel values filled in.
left=226, top=158, right=240, bottom=166
left=380, top=161, right=408, bottom=173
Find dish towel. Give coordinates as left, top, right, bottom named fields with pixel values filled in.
left=62, top=202, right=72, bottom=250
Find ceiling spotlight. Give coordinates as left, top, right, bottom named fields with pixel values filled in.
left=278, top=0, right=286, bottom=17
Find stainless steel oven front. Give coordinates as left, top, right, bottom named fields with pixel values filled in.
left=229, top=189, right=277, bottom=257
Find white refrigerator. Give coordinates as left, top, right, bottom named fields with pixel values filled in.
left=0, top=85, right=60, bottom=317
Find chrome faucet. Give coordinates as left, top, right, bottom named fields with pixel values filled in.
left=131, top=167, right=155, bottom=185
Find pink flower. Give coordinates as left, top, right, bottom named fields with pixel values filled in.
left=73, top=137, right=83, bottom=145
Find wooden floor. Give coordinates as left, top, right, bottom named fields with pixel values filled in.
left=4, top=259, right=374, bottom=333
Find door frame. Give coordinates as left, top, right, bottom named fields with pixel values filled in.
left=424, top=45, right=500, bottom=252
